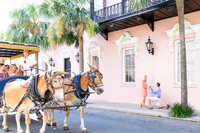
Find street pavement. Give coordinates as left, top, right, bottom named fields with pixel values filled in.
left=0, top=108, right=199, bottom=133
left=86, top=100, right=200, bottom=123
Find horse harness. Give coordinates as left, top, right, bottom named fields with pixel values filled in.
left=11, top=72, right=62, bottom=112
left=88, top=70, right=103, bottom=89
left=64, top=70, right=103, bottom=106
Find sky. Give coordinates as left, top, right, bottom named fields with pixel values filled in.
left=0, top=0, right=43, bottom=32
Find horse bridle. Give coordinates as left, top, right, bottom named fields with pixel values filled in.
left=44, top=71, right=64, bottom=95
left=12, top=71, right=64, bottom=112
left=87, top=70, right=103, bottom=90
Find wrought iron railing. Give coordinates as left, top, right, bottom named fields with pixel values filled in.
left=94, top=0, right=172, bottom=23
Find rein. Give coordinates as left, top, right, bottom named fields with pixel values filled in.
left=64, top=74, right=89, bottom=102
left=12, top=72, right=61, bottom=112
left=73, top=74, right=89, bottom=100
left=64, top=70, right=103, bottom=107
left=87, top=70, right=103, bottom=89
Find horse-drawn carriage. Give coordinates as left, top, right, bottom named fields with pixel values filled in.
left=0, top=41, right=104, bottom=133
left=0, top=41, right=39, bottom=103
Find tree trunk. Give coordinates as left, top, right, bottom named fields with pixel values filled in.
left=78, top=24, right=85, bottom=73
left=176, top=0, right=188, bottom=108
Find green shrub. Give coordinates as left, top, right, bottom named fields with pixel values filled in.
left=170, top=103, right=194, bottom=118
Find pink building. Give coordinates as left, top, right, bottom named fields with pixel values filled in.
left=39, top=0, right=200, bottom=110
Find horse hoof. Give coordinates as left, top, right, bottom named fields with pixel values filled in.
left=63, top=126, right=69, bottom=130
left=52, top=122, right=57, bottom=127
left=82, top=130, right=88, bottom=133
left=47, top=123, right=51, bottom=126
left=17, top=129, right=24, bottom=133
left=3, top=128, right=9, bottom=132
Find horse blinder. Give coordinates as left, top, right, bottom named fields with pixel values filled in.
left=88, top=70, right=103, bottom=89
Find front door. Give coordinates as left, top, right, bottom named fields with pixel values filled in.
left=64, top=58, right=71, bottom=78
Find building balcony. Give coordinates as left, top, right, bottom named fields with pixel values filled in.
left=94, top=0, right=173, bottom=23
left=91, top=0, right=200, bottom=39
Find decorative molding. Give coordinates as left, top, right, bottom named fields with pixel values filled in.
left=114, top=31, right=138, bottom=58
left=87, top=41, right=102, bottom=61
left=60, top=48, right=72, bottom=62
left=193, top=24, right=200, bottom=49
left=165, top=19, right=200, bottom=52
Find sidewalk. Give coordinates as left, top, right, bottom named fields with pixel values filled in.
left=86, top=100, right=200, bottom=123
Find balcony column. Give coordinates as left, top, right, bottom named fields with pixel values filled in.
left=103, top=0, right=106, bottom=8
left=90, top=0, right=94, bottom=20
left=103, top=0, right=107, bottom=19
left=122, top=0, right=125, bottom=14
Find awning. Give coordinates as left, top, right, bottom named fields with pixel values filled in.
left=0, top=41, right=40, bottom=60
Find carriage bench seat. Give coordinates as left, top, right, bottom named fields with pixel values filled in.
left=0, top=76, right=29, bottom=96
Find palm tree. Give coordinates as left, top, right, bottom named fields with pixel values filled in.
left=6, top=4, right=50, bottom=49
left=40, top=0, right=100, bottom=72
left=175, top=0, right=187, bottom=109
left=129, top=0, right=187, bottom=108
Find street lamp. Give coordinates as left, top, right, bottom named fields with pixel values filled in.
left=145, top=36, right=154, bottom=55
left=49, top=57, right=55, bottom=67
left=75, top=52, right=80, bottom=63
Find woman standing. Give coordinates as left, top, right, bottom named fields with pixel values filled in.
left=141, top=75, right=148, bottom=107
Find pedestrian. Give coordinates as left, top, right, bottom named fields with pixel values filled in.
left=140, top=75, right=148, bottom=107
left=147, top=82, right=169, bottom=109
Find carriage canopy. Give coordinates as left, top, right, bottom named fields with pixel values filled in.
left=0, top=41, right=40, bottom=60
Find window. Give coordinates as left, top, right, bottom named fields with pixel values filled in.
left=64, top=58, right=71, bottom=78
left=91, top=55, right=99, bottom=69
left=123, top=48, right=135, bottom=83
left=175, top=39, right=195, bottom=84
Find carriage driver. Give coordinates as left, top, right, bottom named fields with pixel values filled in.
left=20, top=50, right=38, bottom=76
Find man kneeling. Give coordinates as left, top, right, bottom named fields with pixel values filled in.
left=148, top=82, right=169, bottom=109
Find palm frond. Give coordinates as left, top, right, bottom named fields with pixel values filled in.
left=17, top=28, right=29, bottom=43
left=6, top=4, right=51, bottom=49
left=39, top=1, right=54, bottom=18
left=40, top=36, right=50, bottom=50
left=26, top=4, right=38, bottom=23
left=55, top=16, right=66, bottom=38
left=38, top=22, right=50, bottom=34
left=83, top=18, right=98, bottom=37
left=65, top=31, right=78, bottom=46
left=129, top=0, right=150, bottom=11
left=9, top=8, right=30, bottom=25
left=38, top=0, right=98, bottom=50
left=46, top=26, right=57, bottom=49
left=31, top=33, right=41, bottom=45
left=63, top=12, right=73, bottom=30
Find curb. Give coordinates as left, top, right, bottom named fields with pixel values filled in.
left=86, top=102, right=200, bottom=123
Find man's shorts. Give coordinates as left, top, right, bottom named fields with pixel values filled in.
left=148, top=96, right=160, bottom=106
